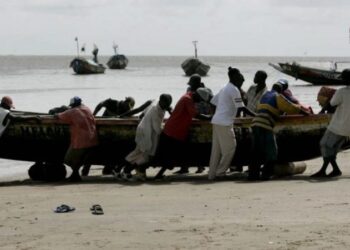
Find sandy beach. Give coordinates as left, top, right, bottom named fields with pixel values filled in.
left=1, top=150, right=350, bottom=250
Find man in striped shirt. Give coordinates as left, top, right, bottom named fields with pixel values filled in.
left=248, top=82, right=310, bottom=180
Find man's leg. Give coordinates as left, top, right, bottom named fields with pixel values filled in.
left=328, top=157, right=342, bottom=177
left=215, top=125, right=236, bottom=176
left=208, top=125, right=221, bottom=180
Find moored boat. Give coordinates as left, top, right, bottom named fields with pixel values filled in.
left=70, top=57, right=106, bottom=74
left=269, top=62, right=344, bottom=85
left=107, top=43, right=129, bottom=69
left=0, top=113, right=348, bottom=170
left=181, top=41, right=210, bottom=76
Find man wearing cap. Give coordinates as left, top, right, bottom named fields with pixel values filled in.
left=119, top=94, right=173, bottom=181
left=56, top=96, right=98, bottom=182
left=154, top=87, right=212, bottom=179
left=208, top=67, right=255, bottom=181
left=311, top=69, right=350, bottom=178
left=249, top=83, right=310, bottom=180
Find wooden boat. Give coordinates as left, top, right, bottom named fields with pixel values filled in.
left=181, top=41, right=210, bottom=76
left=107, top=44, right=129, bottom=69
left=70, top=57, right=106, bottom=74
left=269, top=62, right=344, bottom=85
left=0, top=113, right=348, bottom=171
left=107, top=55, right=129, bottom=69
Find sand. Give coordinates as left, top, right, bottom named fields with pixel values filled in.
left=1, top=151, right=350, bottom=250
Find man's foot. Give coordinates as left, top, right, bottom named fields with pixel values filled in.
left=327, top=170, right=342, bottom=177
left=230, top=166, right=243, bottom=173
left=134, top=172, right=147, bottom=181
left=310, top=170, right=327, bottom=178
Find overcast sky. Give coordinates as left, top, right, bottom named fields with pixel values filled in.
left=1, top=0, right=350, bottom=56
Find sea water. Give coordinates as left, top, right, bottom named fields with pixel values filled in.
left=0, top=55, right=348, bottom=178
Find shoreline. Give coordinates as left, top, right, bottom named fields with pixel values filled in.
left=1, top=151, right=350, bottom=249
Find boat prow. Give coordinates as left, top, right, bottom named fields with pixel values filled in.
left=269, top=62, right=344, bottom=85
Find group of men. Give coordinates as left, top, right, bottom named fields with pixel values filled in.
left=1, top=67, right=350, bottom=182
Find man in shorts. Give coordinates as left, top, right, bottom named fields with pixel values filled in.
left=311, top=69, right=350, bottom=177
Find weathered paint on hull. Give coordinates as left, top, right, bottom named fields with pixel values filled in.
left=0, top=114, right=348, bottom=167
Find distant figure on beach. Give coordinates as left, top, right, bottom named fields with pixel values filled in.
left=154, top=87, right=212, bottom=179
left=311, top=69, right=350, bottom=178
left=208, top=67, right=255, bottom=181
left=317, top=86, right=336, bottom=114
left=118, top=94, right=172, bottom=181
left=56, top=96, right=98, bottom=182
left=246, top=70, right=268, bottom=112
left=248, top=82, right=310, bottom=181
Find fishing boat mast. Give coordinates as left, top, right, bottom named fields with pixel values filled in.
left=192, top=40, right=198, bottom=58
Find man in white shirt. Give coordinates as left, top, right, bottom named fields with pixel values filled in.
left=208, top=67, right=255, bottom=180
left=311, top=69, right=350, bottom=178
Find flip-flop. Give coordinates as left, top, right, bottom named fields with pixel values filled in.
left=54, top=204, right=75, bottom=213
left=91, top=204, right=104, bottom=215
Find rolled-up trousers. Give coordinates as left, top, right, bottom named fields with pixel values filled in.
left=208, top=124, right=236, bottom=179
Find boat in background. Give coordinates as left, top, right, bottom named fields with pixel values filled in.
left=181, top=41, right=210, bottom=76
left=70, top=38, right=106, bottom=74
left=269, top=62, right=344, bottom=85
left=107, top=43, right=129, bottom=69
left=70, top=57, right=106, bottom=74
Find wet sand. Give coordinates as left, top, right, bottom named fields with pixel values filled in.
left=1, top=151, right=350, bottom=249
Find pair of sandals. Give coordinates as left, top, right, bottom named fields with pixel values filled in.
left=53, top=204, right=104, bottom=215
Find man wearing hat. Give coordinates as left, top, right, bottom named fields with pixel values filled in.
left=249, top=82, right=309, bottom=180
left=311, top=69, right=350, bottom=178
left=56, top=96, right=98, bottom=182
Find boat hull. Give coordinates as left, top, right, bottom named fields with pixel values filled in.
left=181, top=58, right=210, bottom=76
left=269, top=63, right=344, bottom=85
left=70, top=57, right=106, bottom=74
left=107, top=55, right=129, bottom=69
left=0, top=114, right=348, bottom=167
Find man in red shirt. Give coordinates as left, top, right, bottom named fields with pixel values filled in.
left=56, top=96, right=98, bottom=181
left=155, top=88, right=211, bottom=179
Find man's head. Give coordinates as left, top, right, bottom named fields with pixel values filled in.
left=69, top=96, right=82, bottom=107
left=254, top=70, right=267, bottom=84
left=187, top=74, right=202, bottom=91
left=272, top=83, right=283, bottom=93
left=196, top=87, right=213, bottom=103
left=124, top=97, right=135, bottom=109
left=159, top=94, right=172, bottom=112
left=277, top=79, right=289, bottom=91
left=227, top=67, right=244, bottom=88
left=317, top=86, right=336, bottom=107
left=341, top=69, right=350, bottom=85
left=0, top=96, right=14, bottom=110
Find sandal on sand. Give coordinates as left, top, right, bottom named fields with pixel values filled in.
left=54, top=204, right=75, bottom=213
left=91, top=204, right=104, bottom=215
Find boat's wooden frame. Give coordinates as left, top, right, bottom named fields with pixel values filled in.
left=0, top=114, right=347, bottom=168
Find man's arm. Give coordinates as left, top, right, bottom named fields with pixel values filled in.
left=119, top=100, right=152, bottom=118
left=93, top=101, right=105, bottom=116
